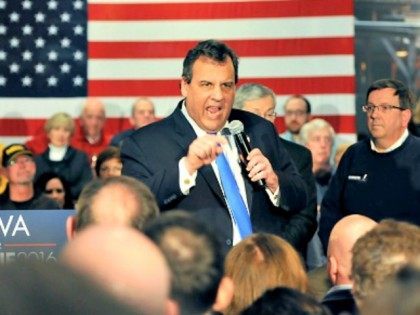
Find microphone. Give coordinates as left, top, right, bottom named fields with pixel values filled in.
left=228, top=120, right=265, bottom=188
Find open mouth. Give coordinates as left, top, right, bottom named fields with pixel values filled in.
left=206, top=105, right=223, bottom=117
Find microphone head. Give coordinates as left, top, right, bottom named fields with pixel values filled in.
left=221, top=127, right=231, bottom=136
left=228, top=120, right=244, bottom=135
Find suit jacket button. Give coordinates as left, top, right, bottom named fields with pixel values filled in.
left=226, top=239, right=232, bottom=246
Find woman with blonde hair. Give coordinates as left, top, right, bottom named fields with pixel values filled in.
left=34, top=112, right=92, bottom=201
left=224, top=233, right=308, bottom=315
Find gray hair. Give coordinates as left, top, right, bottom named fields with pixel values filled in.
left=234, top=83, right=276, bottom=109
left=300, top=118, right=335, bottom=145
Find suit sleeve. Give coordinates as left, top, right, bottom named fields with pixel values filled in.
left=281, top=148, right=317, bottom=252
left=121, top=135, right=185, bottom=210
left=270, top=130, right=308, bottom=212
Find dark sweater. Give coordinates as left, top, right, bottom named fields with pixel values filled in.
left=0, top=187, right=59, bottom=210
left=319, top=134, right=420, bottom=249
left=34, top=146, right=93, bottom=200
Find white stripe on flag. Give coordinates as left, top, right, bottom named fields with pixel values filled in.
left=88, top=56, right=354, bottom=79
left=88, top=17, right=354, bottom=41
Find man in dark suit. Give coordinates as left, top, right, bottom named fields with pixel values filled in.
left=233, top=83, right=317, bottom=258
left=121, top=40, right=307, bottom=251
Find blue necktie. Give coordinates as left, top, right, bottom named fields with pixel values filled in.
left=216, top=152, right=252, bottom=238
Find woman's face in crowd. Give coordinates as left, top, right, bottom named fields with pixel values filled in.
left=48, top=126, right=72, bottom=147
left=44, top=177, right=65, bottom=208
left=99, top=157, right=122, bottom=179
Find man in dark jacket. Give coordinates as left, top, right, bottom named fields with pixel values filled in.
left=122, top=40, right=307, bottom=253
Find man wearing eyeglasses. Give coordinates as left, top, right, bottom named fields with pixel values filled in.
left=0, top=144, right=59, bottom=210
left=281, top=95, right=312, bottom=144
left=319, top=78, right=420, bottom=251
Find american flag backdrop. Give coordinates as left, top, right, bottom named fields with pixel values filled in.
left=0, top=0, right=356, bottom=145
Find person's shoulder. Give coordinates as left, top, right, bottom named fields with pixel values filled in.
left=407, top=134, right=420, bottom=146
left=34, top=149, right=48, bottom=161
left=114, top=129, right=134, bottom=140
left=230, top=109, right=274, bottom=132
left=343, top=138, right=369, bottom=156
left=33, top=193, right=60, bottom=209
left=280, top=138, right=310, bottom=155
left=231, top=108, right=266, bottom=122
left=66, top=146, right=89, bottom=160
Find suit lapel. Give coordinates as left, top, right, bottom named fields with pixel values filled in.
left=171, top=101, right=226, bottom=206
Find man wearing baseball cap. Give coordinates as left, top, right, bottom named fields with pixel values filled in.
left=0, top=144, right=59, bottom=210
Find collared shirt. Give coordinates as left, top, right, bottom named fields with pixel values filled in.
left=179, top=104, right=279, bottom=245
left=370, top=129, right=409, bottom=153
left=48, top=144, right=68, bottom=161
left=179, top=105, right=249, bottom=245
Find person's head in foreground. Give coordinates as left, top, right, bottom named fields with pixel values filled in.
left=224, top=233, right=308, bottom=315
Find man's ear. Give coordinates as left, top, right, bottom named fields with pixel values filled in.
left=327, top=255, right=338, bottom=285
left=402, top=109, right=412, bottom=128
left=180, top=78, right=188, bottom=98
left=66, top=215, right=77, bottom=241
left=212, top=276, right=234, bottom=313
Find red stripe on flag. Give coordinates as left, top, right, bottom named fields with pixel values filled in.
left=89, top=37, right=354, bottom=59
left=88, top=77, right=355, bottom=97
left=88, top=1, right=353, bottom=21
left=0, top=115, right=356, bottom=137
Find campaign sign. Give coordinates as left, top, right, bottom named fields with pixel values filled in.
left=0, top=210, right=75, bottom=264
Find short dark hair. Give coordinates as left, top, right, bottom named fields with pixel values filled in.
left=95, top=146, right=121, bottom=177
left=284, top=95, right=312, bottom=114
left=241, top=287, right=331, bottom=315
left=182, top=39, right=239, bottom=84
left=366, top=79, right=415, bottom=111
left=75, top=176, right=159, bottom=231
left=352, top=219, right=420, bottom=305
left=144, top=210, right=224, bottom=315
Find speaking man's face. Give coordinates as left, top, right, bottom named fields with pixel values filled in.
left=181, top=56, right=236, bottom=133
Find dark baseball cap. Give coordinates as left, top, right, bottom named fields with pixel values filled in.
left=1, top=144, right=34, bottom=167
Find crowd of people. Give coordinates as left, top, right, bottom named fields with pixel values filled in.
left=0, top=39, right=419, bottom=315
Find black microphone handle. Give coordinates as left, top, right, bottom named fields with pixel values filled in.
left=234, top=133, right=265, bottom=188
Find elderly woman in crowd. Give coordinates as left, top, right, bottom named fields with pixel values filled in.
left=300, top=118, right=335, bottom=204
left=34, top=112, right=92, bottom=201
left=224, top=233, right=308, bottom=315
left=300, top=118, right=336, bottom=270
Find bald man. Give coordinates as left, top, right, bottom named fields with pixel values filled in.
left=60, top=225, right=176, bottom=315
left=72, top=98, right=112, bottom=166
left=322, top=214, right=377, bottom=315
left=110, top=98, right=156, bottom=147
